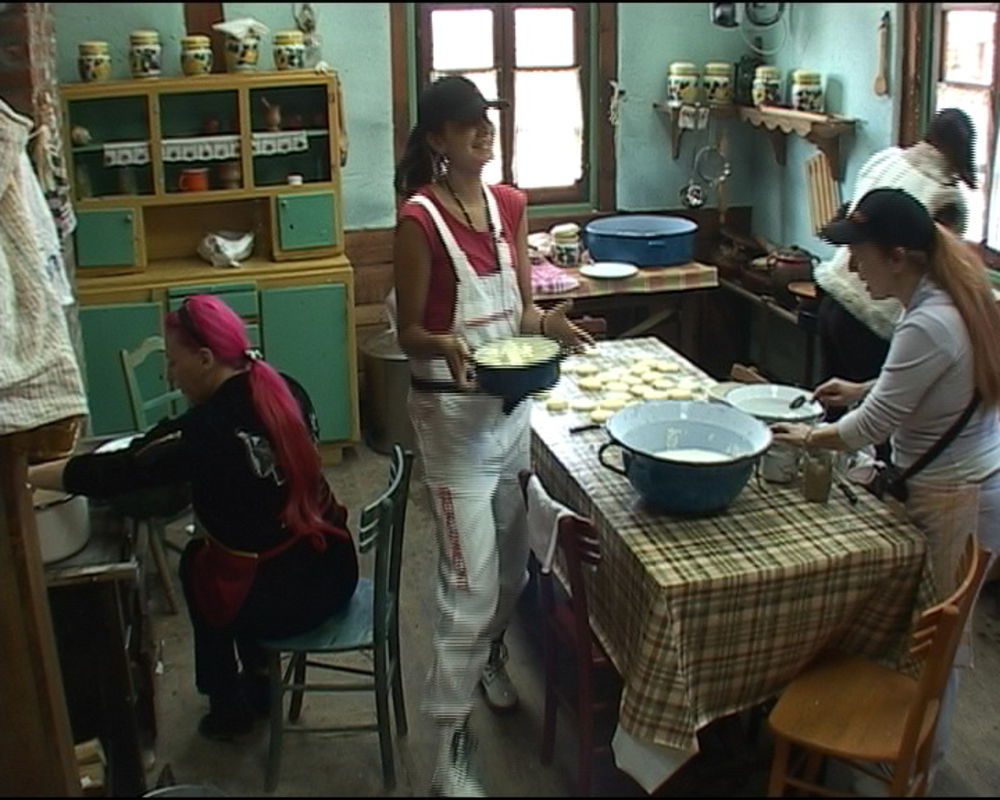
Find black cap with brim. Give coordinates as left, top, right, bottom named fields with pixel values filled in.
left=820, top=188, right=936, bottom=252
left=417, top=75, right=509, bottom=130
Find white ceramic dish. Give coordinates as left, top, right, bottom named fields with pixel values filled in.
left=580, top=261, right=639, bottom=280
left=725, top=383, right=824, bottom=423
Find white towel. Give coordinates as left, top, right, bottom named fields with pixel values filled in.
left=526, top=474, right=587, bottom=573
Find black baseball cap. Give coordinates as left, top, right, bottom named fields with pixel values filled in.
left=417, top=75, right=508, bottom=130
left=820, top=188, right=936, bottom=252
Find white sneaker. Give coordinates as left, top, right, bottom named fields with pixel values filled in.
left=480, top=638, right=518, bottom=711
left=430, top=725, right=486, bottom=797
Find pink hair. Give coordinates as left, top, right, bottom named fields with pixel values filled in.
left=165, top=294, right=344, bottom=546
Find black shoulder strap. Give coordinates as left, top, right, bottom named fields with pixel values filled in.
left=900, top=392, right=981, bottom=482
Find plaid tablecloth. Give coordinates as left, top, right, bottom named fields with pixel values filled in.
left=539, top=262, right=718, bottom=299
left=530, top=337, right=935, bottom=751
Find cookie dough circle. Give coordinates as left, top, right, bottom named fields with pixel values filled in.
left=656, top=360, right=681, bottom=373
left=631, top=384, right=650, bottom=397
left=644, top=389, right=671, bottom=401
left=667, top=388, right=693, bottom=401
left=654, top=378, right=675, bottom=392
left=571, top=398, right=597, bottom=411
left=605, top=381, right=630, bottom=394
left=600, top=396, right=628, bottom=411
left=578, top=376, right=604, bottom=391
left=629, top=362, right=649, bottom=376
left=641, top=371, right=661, bottom=384
left=590, top=408, right=614, bottom=424
left=546, top=396, right=568, bottom=412
left=574, top=363, right=599, bottom=376
left=622, top=374, right=643, bottom=386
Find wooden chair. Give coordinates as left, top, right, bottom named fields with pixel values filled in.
left=571, top=315, right=608, bottom=341
left=766, top=536, right=989, bottom=797
left=520, top=470, right=619, bottom=796
left=118, top=336, right=190, bottom=615
left=260, top=444, right=414, bottom=792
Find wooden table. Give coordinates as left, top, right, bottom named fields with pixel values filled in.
left=535, top=262, right=718, bottom=357
left=529, top=337, right=935, bottom=791
left=45, top=508, right=156, bottom=797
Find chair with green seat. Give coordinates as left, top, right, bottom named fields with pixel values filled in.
left=118, top=335, right=192, bottom=615
left=260, top=443, right=414, bottom=793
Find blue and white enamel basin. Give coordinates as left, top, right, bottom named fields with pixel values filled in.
left=597, top=400, right=772, bottom=514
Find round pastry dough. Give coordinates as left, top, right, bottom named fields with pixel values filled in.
left=571, top=398, right=597, bottom=411
left=578, top=376, right=604, bottom=391
left=604, top=381, right=630, bottom=394
left=602, top=391, right=631, bottom=404
left=653, top=378, right=675, bottom=391
left=644, top=389, right=671, bottom=401
left=546, top=396, right=568, bottom=412
left=655, top=361, right=681, bottom=373
left=600, top=396, right=628, bottom=411
left=574, top=363, right=599, bottom=376
left=629, top=362, right=649, bottom=376
left=590, top=408, right=614, bottom=424
left=630, top=385, right=649, bottom=397
left=641, top=371, right=661, bottom=384
left=622, top=374, right=643, bottom=386
left=667, top=388, right=693, bottom=401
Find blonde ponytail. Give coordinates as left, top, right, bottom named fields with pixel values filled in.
left=927, top=224, right=1000, bottom=407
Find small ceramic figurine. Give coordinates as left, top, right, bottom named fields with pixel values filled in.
left=70, top=125, right=92, bottom=147
left=261, top=97, right=282, bottom=132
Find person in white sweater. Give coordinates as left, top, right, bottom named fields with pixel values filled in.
left=774, top=188, right=1000, bottom=789
left=815, top=108, right=977, bottom=387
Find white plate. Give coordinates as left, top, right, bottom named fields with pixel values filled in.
left=726, top=383, right=824, bottom=422
left=580, top=261, right=639, bottom=280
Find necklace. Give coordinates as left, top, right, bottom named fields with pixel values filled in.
left=443, top=177, right=500, bottom=273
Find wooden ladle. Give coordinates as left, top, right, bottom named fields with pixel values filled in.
left=874, top=12, right=889, bottom=96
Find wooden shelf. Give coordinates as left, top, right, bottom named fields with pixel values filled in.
left=653, top=102, right=736, bottom=159
left=738, top=105, right=855, bottom=179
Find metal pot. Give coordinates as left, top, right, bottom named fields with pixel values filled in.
left=359, top=330, right=416, bottom=455
left=33, top=489, right=91, bottom=564
left=767, top=246, right=818, bottom=309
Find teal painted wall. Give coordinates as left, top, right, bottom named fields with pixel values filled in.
left=752, top=3, right=898, bottom=255
left=53, top=2, right=397, bottom=230
left=616, top=2, right=757, bottom=211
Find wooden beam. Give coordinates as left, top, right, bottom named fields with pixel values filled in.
left=183, top=2, right=226, bottom=74
left=596, top=2, right=618, bottom=211
left=0, top=433, right=80, bottom=796
left=390, top=3, right=411, bottom=167
left=899, top=3, right=928, bottom=146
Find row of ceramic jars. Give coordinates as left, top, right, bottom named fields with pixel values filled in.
left=753, top=67, right=825, bottom=112
left=77, top=30, right=306, bottom=82
left=667, top=62, right=733, bottom=108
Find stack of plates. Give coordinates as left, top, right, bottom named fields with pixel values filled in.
left=580, top=262, right=639, bottom=280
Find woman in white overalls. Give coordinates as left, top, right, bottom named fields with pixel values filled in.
left=392, top=76, right=589, bottom=796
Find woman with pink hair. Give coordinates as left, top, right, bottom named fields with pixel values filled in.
left=29, top=295, right=358, bottom=740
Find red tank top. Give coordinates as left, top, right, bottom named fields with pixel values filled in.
left=398, top=184, right=527, bottom=332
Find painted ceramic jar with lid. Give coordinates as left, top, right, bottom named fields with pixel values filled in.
left=78, top=41, right=111, bottom=83
left=791, top=70, right=824, bottom=113
left=667, top=62, right=700, bottom=108
left=129, top=30, right=161, bottom=78
left=704, top=62, right=733, bottom=106
left=181, top=35, right=213, bottom=76
left=550, top=222, right=581, bottom=268
left=273, top=30, right=306, bottom=71
left=752, top=65, right=781, bottom=107
left=225, top=34, right=261, bottom=72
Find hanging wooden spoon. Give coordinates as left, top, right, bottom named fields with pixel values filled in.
left=874, top=12, right=889, bottom=97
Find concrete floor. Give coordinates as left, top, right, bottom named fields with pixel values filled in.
left=147, top=444, right=1000, bottom=797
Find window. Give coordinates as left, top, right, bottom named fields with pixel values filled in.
left=933, top=3, right=1000, bottom=244
left=416, top=3, right=591, bottom=205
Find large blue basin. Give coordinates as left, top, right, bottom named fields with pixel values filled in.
left=597, top=401, right=772, bottom=514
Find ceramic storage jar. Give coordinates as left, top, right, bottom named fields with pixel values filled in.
left=78, top=41, right=111, bottom=82
left=273, top=30, right=306, bottom=71
left=791, top=70, right=824, bottom=113
left=704, top=62, right=733, bottom=106
left=667, top=62, right=700, bottom=108
left=129, top=30, right=162, bottom=78
left=752, top=65, right=781, bottom=107
left=181, top=35, right=213, bottom=76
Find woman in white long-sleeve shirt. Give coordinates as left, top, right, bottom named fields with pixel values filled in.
left=772, top=187, right=1000, bottom=787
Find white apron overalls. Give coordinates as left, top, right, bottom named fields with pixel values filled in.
left=406, top=186, right=531, bottom=720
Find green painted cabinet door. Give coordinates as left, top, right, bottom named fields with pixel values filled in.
left=75, top=208, right=137, bottom=268
left=79, top=303, right=165, bottom=436
left=260, top=284, right=350, bottom=442
left=277, top=192, right=337, bottom=250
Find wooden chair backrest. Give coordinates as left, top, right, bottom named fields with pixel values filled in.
left=119, top=336, right=184, bottom=431
left=898, top=536, right=988, bottom=769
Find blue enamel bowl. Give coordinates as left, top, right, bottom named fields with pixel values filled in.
left=597, top=401, right=772, bottom=514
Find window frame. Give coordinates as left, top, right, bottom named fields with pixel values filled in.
left=392, top=2, right=617, bottom=213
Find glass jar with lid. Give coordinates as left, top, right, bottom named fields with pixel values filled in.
left=791, top=70, right=824, bottom=113
left=667, top=62, right=700, bottom=108
left=704, top=62, right=733, bottom=106
left=752, top=65, right=781, bottom=107
left=129, top=30, right=161, bottom=78
left=181, top=35, right=213, bottom=76
left=78, top=41, right=111, bottom=83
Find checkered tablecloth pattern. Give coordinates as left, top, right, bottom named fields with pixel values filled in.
left=530, top=337, right=936, bottom=751
left=539, top=262, right=718, bottom=299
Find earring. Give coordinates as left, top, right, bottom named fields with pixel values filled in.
left=433, top=151, right=449, bottom=181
